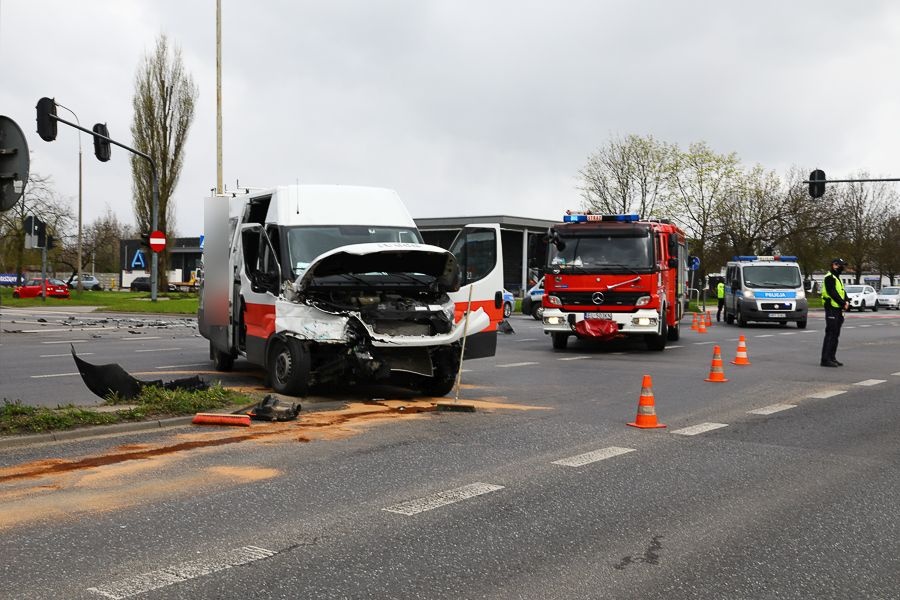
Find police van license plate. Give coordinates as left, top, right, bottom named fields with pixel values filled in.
left=769, top=313, right=786, bottom=318
left=585, top=312, right=612, bottom=320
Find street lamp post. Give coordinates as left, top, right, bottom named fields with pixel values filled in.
left=54, top=102, right=83, bottom=292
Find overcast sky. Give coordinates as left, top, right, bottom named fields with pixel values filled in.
left=2, top=1, right=899, bottom=237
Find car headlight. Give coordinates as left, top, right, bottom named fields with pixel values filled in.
left=547, top=295, right=562, bottom=306
left=635, top=295, right=651, bottom=307
left=796, top=289, right=805, bottom=299
left=743, top=290, right=754, bottom=299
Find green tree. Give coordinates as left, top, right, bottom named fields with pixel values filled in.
left=130, top=34, right=197, bottom=290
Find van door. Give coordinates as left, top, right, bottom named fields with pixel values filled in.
left=447, top=224, right=504, bottom=359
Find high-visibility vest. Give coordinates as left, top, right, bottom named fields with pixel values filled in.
left=716, top=282, right=725, bottom=299
left=821, top=272, right=845, bottom=308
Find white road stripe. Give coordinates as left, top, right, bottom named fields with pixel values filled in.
left=844, top=326, right=856, bottom=329
left=854, top=379, right=886, bottom=386
left=40, top=339, right=88, bottom=344
left=806, top=390, right=846, bottom=399
left=496, top=361, right=539, bottom=368
left=30, top=372, right=79, bottom=379
left=693, top=341, right=714, bottom=345
left=552, top=446, right=635, bottom=467
left=383, top=483, right=504, bottom=515
left=87, top=545, right=275, bottom=599
left=756, top=334, right=774, bottom=338
left=155, top=363, right=208, bottom=369
left=671, top=422, right=728, bottom=436
left=858, top=324, right=871, bottom=328
left=558, top=356, right=590, bottom=361
left=779, top=332, right=797, bottom=335
left=41, top=352, right=94, bottom=358
left=515, top=338, right=537, bottom=342
left=802, top=329, right=819, bottom=333
left=748, top=403, right=796, bottom=415
left=665, top=345, right=684, bottom=349
left=134, top=347, right=182, bottom=353
left=892, top=372, right=900, bottom=376
left=118, top=336, right=161, bottom=341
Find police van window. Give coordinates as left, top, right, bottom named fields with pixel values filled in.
left=742, top=265, right=802, bottom=288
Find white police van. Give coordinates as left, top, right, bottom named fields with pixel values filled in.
left=723, top=255, right=808, bottom=328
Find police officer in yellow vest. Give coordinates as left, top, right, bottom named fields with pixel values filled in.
left=820, top=258, right=849, bottom=367
left=716, top=279, right=725, bottom=322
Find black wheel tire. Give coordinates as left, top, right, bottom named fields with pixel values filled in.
left=646, top=316, right=668, bottom=351
left=12, top=292, right=20, bottom=299
left=268, top=337, right=310, bottom=397
left=551, top=332, right=568, bottom=350
left=860, top=301, right=865, bottom=311
left=212, top=346, right=234, bottom=372
left=726, top=312, right=735, bottom=325
left=667, top=322, right=680, bottom=341
left=532, top=304, right=544, bottom=320
left=737, top=308, right=747, bottom=327
left=797, top=320, right=807, bottom=329
left=503, top=302, right=512, bottom=318
left=779, top=321, right=787, bottom=326
left=872, top=303, right=878, bottom=312
left=421, top=347, right=461, bottom=397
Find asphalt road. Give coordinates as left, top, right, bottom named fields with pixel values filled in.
left=1, top=306, right=898, bottom=599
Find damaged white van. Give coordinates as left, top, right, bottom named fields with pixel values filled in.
left=198, top=185, right=504, bottom=397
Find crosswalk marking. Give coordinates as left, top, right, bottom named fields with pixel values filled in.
left=552, top=446, right=635, bottom=467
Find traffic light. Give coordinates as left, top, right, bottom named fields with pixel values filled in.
left=808, top=169, right=826, bottom=199
left=36, top=97, right=58, bottom=142
left=0, top=116, right=31, bottom=212
left=139, top=231, right=150, bottom=248
left=92, top=123, right=111, bottom=162
left=35, top=219, right=47, bottom=248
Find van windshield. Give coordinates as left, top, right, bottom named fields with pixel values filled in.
left=742, top=265, right=802, bottom=288
left=285, top=225, right=422, bottom=276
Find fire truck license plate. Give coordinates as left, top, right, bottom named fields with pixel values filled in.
left=769, top=313, right=786, bottom=318
left=585, top=312, right=612, bottom=320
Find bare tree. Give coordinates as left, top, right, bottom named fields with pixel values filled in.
left=578, top=134, right=673, bottom=217
left=0, top=173, right=73, bottom=282
left=832, top=173, right=894, bottom=284
left=130, top=34, right=197, bottom=289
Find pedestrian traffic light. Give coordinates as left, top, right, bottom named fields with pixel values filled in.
left=36, top=97, right=58, bottom=142
left=808, top=169, right=826, bottom=199
left=92, top=123, right=111, bottom=162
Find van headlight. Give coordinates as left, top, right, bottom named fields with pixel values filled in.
left=796, top=289, right=805, bottom=299
left=547, top=295, right=562, bottom=306
left=743, top=290, right=754, bottom=299
left=635, top=295, right=651, bottom=307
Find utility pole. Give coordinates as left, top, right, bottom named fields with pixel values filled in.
left=54, top=102, right=83, bottom=292
left=216, top=0, right=223, bottom=194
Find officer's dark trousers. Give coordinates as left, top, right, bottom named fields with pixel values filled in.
left=820, top=305, right=844, bottom=363
left=717, top=298, right=725, bottom=321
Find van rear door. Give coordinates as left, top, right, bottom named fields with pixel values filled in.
left=447, top=224, right=504, bottom=359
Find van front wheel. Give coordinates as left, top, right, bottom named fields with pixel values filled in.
left=268, top=337, right=310, bottom=397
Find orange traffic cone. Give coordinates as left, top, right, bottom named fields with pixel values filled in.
left=704, top=345, right=729, bottom=382
left=697, top=316, right=707, bottom=334
left=705, top=311, right=712, bottom=327
left=627, top=375, right=666, bottom=429
left=690, top=313, right=698, bottom=331
left=731, top=335, right=751, bottom=366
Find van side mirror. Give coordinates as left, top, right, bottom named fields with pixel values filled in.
left=667, top=257, right=678, bottom=268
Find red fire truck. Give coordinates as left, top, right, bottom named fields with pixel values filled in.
left=541, top=211, right=688, bottom=351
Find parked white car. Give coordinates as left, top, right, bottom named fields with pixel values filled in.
left=876, top=286, right=900, bottom=310
left=844, top=285, right=878, bottom=311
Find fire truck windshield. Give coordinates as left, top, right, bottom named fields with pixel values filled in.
left=548, top=234, right=653, bottom=271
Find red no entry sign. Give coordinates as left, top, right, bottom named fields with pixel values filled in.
left=149, top=230, right=166, bottom=252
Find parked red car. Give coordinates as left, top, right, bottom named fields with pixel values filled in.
left=12, top=278, right=71, bottom=299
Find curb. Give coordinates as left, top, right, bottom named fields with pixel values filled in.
left=0, top=416, right=194, bottom=450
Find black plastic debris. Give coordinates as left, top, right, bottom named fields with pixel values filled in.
left=250, top=395, right=301, bottom=422
left=71, top=344, right=208, bottom=400
left=498, top=319, right=515, bottom=334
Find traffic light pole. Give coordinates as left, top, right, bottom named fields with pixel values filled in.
left=50, top=114, right=160, bottom=301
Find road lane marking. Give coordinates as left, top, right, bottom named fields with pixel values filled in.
left=155, top=363, right=208, bottom=369
left=802, top=329, right=818, bottom=333
left=558, top=356, right=590, bottom=361
left=515, top=338, right=537, bottom=342
left=40, top=339, right=88, bottom=344
left=134, top=347, right=182, bottom=353
left=693, top=341, right=714, bottom=345
left=844, top=326, right=856, bottom=329
left=30, top=372, right=79, bottom=379
left=748, top=403, right=796, bottom=415
left=858, top=324, right=871, bottom=328
left=384, top=482, right=504, bottom=515
left=671, top=422, right=728, bottom=436
left=854, top=379, right=886, bottom=386
left=806, top=390, right=846, bottom=399
left=87, top=545, right=276, bottom=599
left=779, top=332, right=797, bottom=335
left=117, top=336, right=161, bottom=341
left=496, top=362, right=539, bottom=368
left=41, top=352, right=94, bottom=358
left=665, top=345, right=683, bottom=349
left=755, top=334, right=774, bottom=338
left=552, top=446, right=635, bottom=467
left=892, top=372, right=900, bottom=376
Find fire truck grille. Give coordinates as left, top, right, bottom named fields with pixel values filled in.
left=555, top=291, right=644, bottom=307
